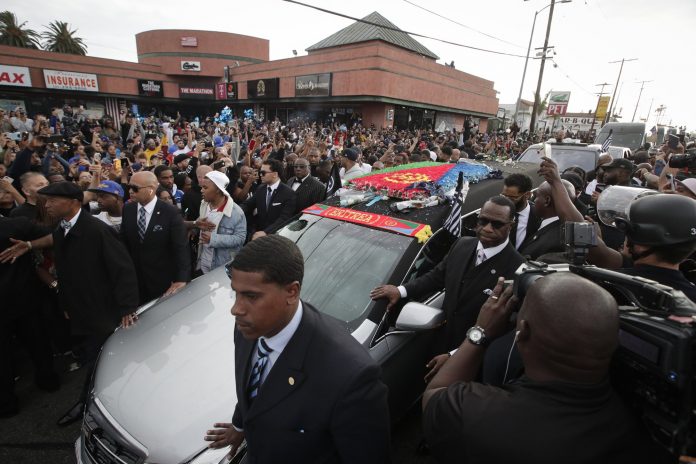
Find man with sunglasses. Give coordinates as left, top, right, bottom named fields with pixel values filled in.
left=371, top=195, right=525, bottom=380
left=241, top=159, right=296, bottom=240
left=502, top=173, right=541, bottom=250
left=121, top=171, right=190, bottom=304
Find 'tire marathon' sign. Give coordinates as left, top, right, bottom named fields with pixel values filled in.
left=179, top=85, right=215, bottom=99
left=138, top=79, right=164, bottom=97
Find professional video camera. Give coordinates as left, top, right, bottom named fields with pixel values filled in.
left=668, top=150, right=696, bottom=170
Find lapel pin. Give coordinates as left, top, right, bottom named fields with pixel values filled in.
left=490, top=269, right=496, bottom=275
left=288, top=377, right=295, bottom=386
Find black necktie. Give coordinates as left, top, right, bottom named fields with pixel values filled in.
left=266, top=187, right=273, bottom=208
left=510, top=212, right=520, bottom=246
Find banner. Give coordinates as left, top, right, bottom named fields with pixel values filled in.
left=44, top=69, right=98, bottom=92
left=595, top=96, right=610, bottom=121
left=0, top=65, right=32, bottom=87
left=179, top=85, right=214, bottom=99
left=226, top=82, right=237, bottom=100
left=302, top=203, right=432, bottom=241
left=216, top=83, right=226, bottom=100
left=247, top=78, right=279, bottom=99
left=137, top=79, right=163, bottom=97
left=295, top=73, right=331, bottom=97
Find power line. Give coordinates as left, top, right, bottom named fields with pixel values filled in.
left=550, top=58, right=594, bottom=96
left=402, top=0, right=525, bottom=50
left=283, top=0, right=533, bottom=59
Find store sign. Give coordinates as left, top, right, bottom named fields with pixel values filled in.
left=247, top=78, right=279, bottom=99
left=0, top=65, right=32, bottom=87
left=595, top=96, right=610, bottom=121
left=181, top=61, right=201, bottom=72
left=226, top=82, right=237, bottom=100
left=547, top=91, right=571, bottom=116
left=43, top=69, right=98, bottom=92
left=295, top=73, right=331, bottom=97
left=137, top=79, right=163, bottom=97
left=216, top=83, right=226, bottom=100
left=179, top=85, right=214, bottom=99
left=181, top=36, right=198, bottom=47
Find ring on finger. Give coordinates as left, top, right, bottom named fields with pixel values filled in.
left=490, top=295, right=499, bottom=300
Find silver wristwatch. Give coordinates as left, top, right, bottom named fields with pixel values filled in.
left=466, top=326, right=488, bottom=346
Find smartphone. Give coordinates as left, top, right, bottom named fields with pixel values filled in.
left=121, top=157, right=129, bottom=167
left=212, top=160, right=225, bottom=170
left=595, top=183, right=606, bottom=194
left=94, top=153, right=101, bottom=163
left=666, top=174, right=676, bottom=191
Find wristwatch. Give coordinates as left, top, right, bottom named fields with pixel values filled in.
left=49, top=280, right=58, bottom=292
left=466, top=326, right=489, bottom=346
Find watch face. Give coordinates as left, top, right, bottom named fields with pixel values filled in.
left=469, top=329, right=482, bottom=342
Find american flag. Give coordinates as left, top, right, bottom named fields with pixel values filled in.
left=442, top=172, right=465, bottom=237
left=601, top=129, right=613, bottom=152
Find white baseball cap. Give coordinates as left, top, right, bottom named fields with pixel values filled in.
left=204, top=170, right=231, bottom=198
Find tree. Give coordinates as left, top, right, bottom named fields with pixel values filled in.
left=42, top=21, right=87, bottom=55
left=536, top=91, right=551, bottom=116
left=0, top=11, right=40, bottom=49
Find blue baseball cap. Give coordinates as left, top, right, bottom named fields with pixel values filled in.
left=87, top=180, right=124, bottom=198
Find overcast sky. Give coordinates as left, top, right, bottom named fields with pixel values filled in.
left=7, top=0, right=695, bottom=129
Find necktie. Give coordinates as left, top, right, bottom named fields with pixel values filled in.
left=60, top=219, right=72, bottom=231
left=266, top=187, right=273, bottom=209
left=511, top=212, right=520, bottom=247
left=476, top=248, right=487, bottom=266
left=137, top=207, right=147, bottom=242
left=248, top=338, right=273, bottom=402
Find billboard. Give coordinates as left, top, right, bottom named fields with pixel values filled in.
left=595, top=96, right=611, bottom=121
left=295, top=73, right=331, bottom=97
left=247, top=78, right=279, bottom=99
left=547, top=91, right=571, bottom=116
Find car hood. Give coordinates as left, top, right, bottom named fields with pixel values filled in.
left=92, top=266, right=237, bottom=464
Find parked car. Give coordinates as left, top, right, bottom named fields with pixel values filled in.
left=75, top=161, right=542, bottom=464
left=517, top=142, right=601, bottom=173
left=595, top=122, right=646, bottom=152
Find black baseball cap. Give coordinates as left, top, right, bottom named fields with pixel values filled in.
left=603, top=158, right=635, bottom=171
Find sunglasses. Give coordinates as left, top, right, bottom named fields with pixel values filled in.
left=477, top=217, right=512, bottom=229
left=128, top=184, right=149, bottom=192
left=294, top=164, right=309, bottom=169
left=258, top=170, right=270, bottom=176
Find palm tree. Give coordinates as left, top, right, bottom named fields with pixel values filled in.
left=0, top=11, right=40, bottom=48
left=42, top=21, right=87, bottom=55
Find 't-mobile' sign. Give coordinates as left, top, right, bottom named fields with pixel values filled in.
left=43, top=69, right=98, bottom=92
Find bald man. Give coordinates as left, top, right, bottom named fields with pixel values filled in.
left=517, top=179, right=575, bottom=260
left=122, top=171, right=190, bottom=304
left=423, top=273, right=650, bottom=464
left=181, top=164, right=213, bottom=221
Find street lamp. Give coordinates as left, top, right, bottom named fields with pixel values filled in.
left=524, top=0, right=571, bottom=136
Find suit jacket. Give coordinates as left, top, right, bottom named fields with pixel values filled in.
left=286, top=175, right=326, bottom=214
left=510, top=202, right=542, bottom=249
left=231, top=303, right=390, bottom=464
left=242, top=183, right=296, bottom=234
left=518, top=219, right=564, bottom=260
left=52, top=211, right=139, bottom=335
left=121, top=199, right=190, bottom=304
left=404, top=236, right=525, bottom=350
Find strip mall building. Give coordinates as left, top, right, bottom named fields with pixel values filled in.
left=0, top=12, right=498, bottom=131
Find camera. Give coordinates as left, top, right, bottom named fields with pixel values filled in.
left=668, top=152, right=696, bottom=170
left=512, top=260, right=696, bottom=460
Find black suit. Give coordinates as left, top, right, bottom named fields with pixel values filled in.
left=53, top=211, right=139, bottom=335
left=510, top=202, right=542, bottom=249
left=242, top=183, right=296, bottom=234
left=121, top=199, right=190, bottom=304
left=404, top=236, right=525, bottom=350
left=286, top=175, right=326, bottom=214
left=518, top=219, right=564, bottom=260
left=231, top=303, right=390, bottom=463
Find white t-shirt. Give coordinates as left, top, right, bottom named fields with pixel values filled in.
left=196, top=204, right=224, bottom=274
left=172, top=146, right=191, bottom=157
left=94, top=211, right=122, bottom=232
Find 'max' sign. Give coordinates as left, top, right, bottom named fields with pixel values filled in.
left=0, top=65, right=32, bottom=87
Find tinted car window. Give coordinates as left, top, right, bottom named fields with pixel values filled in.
left=279, top=217, right=412, bottom=327
left=519, top=146, right=597, bottom=172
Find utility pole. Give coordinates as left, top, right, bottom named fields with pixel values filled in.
left=528, top=0, right=557, bottom=137
left=655, top=105, right=667, bottom=126
left=588, top=82, right=611, bottom=136
left=644, top=98, right=654, bottom=124
left=631, top=80, right=652, bottom=122
left=605, top=58, right=638, bottom=125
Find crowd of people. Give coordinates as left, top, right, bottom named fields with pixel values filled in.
left=1, top=103, right=695, bottom=463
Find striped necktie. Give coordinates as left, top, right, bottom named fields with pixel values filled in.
left=247, top=338, right=273, bottom=402
left=137, top=207, right=147, bottom=242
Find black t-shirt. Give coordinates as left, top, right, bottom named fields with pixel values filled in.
left=620, top=262, right=696, bottom=301
left=423, top=376, right=655, bottom=464
left=9, top=202, right=38, bottom=221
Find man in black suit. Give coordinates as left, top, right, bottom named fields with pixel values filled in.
left=518, top=179, right=575, bottom=261
left=502, top=173, right=541, bottom=250
left=371, top=195, right=526, bottom=381
left=286, top=158, right=326, bottom=214
left=37, top=182, right=139, bottom=425
left=241, top=159, right=296, bottom=240
left=122, top=171, right=190, bottom=304
left=204, top=235, right=390, bottom=463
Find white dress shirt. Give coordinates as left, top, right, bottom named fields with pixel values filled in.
left=398, top=238, right=510, bottom=298
left=515, top=203, right=531, bottom=249
left=291, top=174, right=310, bottom=192
left=64, top=209, right=81, bottom=236
left=538, top=216, right=559, bottom=231
left=138, top=196, right=157, bottom=232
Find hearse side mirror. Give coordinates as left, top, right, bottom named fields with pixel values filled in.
left=395, top=302, right=445, bottom=331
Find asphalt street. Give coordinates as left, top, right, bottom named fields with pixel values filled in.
left=1, top=347, right=436, bottom=464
